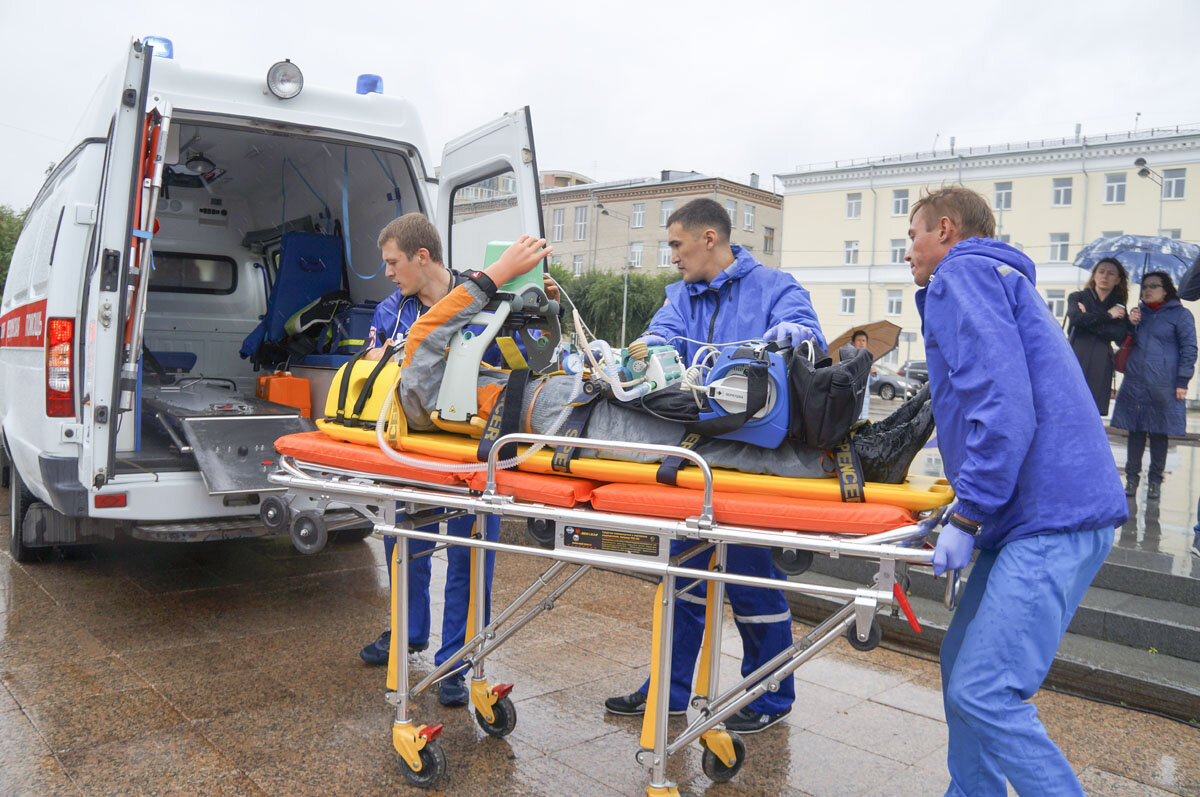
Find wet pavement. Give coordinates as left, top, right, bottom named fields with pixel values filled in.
left=2, top=488, right=1198, bottom=795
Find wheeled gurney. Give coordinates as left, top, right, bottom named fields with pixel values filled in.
left=268, top=427, right=956, bottom=794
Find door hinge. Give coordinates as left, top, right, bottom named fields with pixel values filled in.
left=95, top=405, right=109, bottom=424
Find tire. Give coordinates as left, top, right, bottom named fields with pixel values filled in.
left=475, top=696, right=517, bottom=737
left=8, top=462, right=41, bottom=563
left=400, top=740, right=447, bottom=788
left=771, top=546, right=814, bottom=576
left=879, top=383, right=896, bottom=401
left=289, top=511, right=328, bottom=555
left=845, top=620, right=882, bottom=651
left=259, top=495, right=290, bottom=533
left=525, top=518, right=554, bottom=549
left=701, top=732, right=746, bottom=783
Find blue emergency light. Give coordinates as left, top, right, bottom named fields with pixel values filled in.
left=356, top=74, right=383, bottom=95
left=144, top=36, right=174, bottom=59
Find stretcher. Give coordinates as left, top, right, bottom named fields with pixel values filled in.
left=268, top=425, right=956, bottom=793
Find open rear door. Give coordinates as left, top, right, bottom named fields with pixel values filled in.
left=80, top=39, right=161, bottom=489
left=436, top=107, right=545, bottom=273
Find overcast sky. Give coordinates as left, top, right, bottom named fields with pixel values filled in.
left=1, top=0, right=1198, bottom=209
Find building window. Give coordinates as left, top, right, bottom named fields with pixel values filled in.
left=763, top=227, right=775, bottom=254
left=881, top=348, right=899, bottom=366
left=572, top=255, right=583, bottom=276
left=1104, top=173, right=1126, bottom=204
left=725, top=199, right=737, bottom=226
left=630, top=242, right=643, bottom=268
left=845, top=192, right=862, bottom=219
left=892, top=189, right=909, bottom=217
left=632, top=202, right=645, bottom=228
left=886, top=289, right=903, bottom=316
left=658, top=241, right=670, bottom=267
left=551, top=208, right=565, bottom=242
left=574, top=206, right=588, bottom=240
left=1101, top=230, right=1123, bottom=239
left=1045, top=289, right=1066, bottom=318
left=660, top=199, right=674, bottom=226
left=744, top=204, right=755, bottom=230
left=1160, top=228, right=1182, bottom=240
left=1163, top=168, right=1186, bottom=200
left=994, top=181, right=1012, bottom=211
left=1052, top=177, right=1073, bottom=207
left=1049, top=233, right=1070, bottom=262
left=840, top=289, right=856, bottom=315
left=844, top=240, right=859, bottom=265
left=890, top=239, right=906, bottom=264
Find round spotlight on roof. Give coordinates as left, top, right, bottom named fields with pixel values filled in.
left=266, top=60, right=304, bottom=100
left=185, top=154, right=215, bottom=175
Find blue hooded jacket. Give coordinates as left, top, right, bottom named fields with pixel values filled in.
left=916, top=238, right=1127, bottom=550
left=644, top=246, right=826, bottom=365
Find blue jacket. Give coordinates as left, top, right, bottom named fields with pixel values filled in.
left=1110, top=297, right=1196, bottom=436
left=916, top=238, right=1127, bottom=550
left=644, top=246, right=826, bottom=365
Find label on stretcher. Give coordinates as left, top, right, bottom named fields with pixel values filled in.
left=561, top=525, right=660, bottom=558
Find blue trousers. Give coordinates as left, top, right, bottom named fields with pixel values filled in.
left=384, top=513, right=499, bottom=669
left=638, top=541, right=795, bottom=714
left=940, top=527, right=1113, bottom=797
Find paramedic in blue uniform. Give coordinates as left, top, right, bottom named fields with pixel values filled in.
left=907, top=187, right=1126, bottom=796
left=356, top=213, right=514, bottom=707
left=603, top=197, right=826, bottom=734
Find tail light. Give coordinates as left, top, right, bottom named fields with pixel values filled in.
left=46, top=317, right=75, bottom=417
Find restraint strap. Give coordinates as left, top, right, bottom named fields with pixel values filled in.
left=686, top=363, right=768, bottom=437
left=550, top=400, right=598, bottom=473
left=333, top=343, right=396, bottom=426
left=831, top=436, right=866, bottom=503
left=655, top=432, right=703, bottom=485
left=477, top=368, right=531, bottom=463
left=349, top=344, right=401, bottom=426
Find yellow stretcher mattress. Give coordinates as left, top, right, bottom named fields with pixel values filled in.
left=314, top=420, right=953, bottom=512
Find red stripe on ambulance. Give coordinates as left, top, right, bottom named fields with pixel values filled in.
left=0, top=299, right=48, bottom=348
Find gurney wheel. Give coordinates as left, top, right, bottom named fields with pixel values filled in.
left=475, top=696, right=517, bottom=737
left=260, top=496, right=290, bottom=533
left=525, top=518, right=554, bottom=549
left=289, top=511, right=328, bottom=555
left=701, top=731, right=746, bottom=783
left=400, top=740, right=447, bottom=788
left=771, top=547, right=814, bottom=576
left=845, top=620, right=882, bottom=651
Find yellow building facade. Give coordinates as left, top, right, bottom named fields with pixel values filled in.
left=775, top=128, right=1200, bottom=394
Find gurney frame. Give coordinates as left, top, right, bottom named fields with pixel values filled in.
left=269, top=432, right=943, bottom=795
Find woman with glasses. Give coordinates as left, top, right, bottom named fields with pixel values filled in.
left=1110, top=271, right=1198, bottom=499
left=1067, top=258, right=1132, bottom=414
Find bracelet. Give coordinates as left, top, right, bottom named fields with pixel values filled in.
left=948, top=513, right=981, bottom=536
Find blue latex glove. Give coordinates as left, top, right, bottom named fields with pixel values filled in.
left=636, top=334, right=667, bottom=347
left=763, top=321, right=813, bottom=348
left=932, top=524, right=976, bottom=576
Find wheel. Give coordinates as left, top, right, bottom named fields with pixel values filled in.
left=771, top=546, right=814, bottom=576
left=845, top=620, right=883, bottom=651
left=8, top=460, right=42, bottom=563
left=475, top=695, right=517, bottom=737
left=525, top=518, right=554, bottom=549
left=400, top=740, right=447, bottom=788
left=259, top=495, right=290, bottom=533
left=879, top=383, right=896, bottom=401
left=701, top=732, right=746, bottom=783
left=289, top=511, right=328, bottom=555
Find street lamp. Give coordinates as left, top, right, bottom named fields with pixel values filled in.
left=1134, top=157, right=1165, bottom=234
left=598, top=203, right=633, bottom=346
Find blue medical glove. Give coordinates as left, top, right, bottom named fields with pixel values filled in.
left=763, top=321, right=813, bottom=348
left=636, top=334, right=667, bottom=347
left=932, top=524, right=976, bottom=576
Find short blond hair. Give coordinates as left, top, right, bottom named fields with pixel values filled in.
left=910, top=186, right=996, bottom=239
left=377, top=213, right=442, bottom=262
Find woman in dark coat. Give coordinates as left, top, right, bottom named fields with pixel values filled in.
left=1111, top=271, right=1198, bottom=499
left=1067, top=257, right=1131, bottom=414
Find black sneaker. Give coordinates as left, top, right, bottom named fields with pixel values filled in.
left=438, top=674, right=469, bottom=707
left=723, top=706, right=791, bottom=734
left=603, top=692, right=686, bottom=716
left=359, top=631, right=428, bottom=665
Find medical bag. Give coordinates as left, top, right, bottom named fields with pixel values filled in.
left=257, top=371, right=313, bottom=418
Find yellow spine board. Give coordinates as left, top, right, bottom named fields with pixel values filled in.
left=323, top=359, right=401, bottom=427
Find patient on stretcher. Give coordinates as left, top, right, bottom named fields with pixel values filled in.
left=394, top=237, right=934, bottom=484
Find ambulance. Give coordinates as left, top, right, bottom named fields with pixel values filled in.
left=0, top=37, right=544, bottom=560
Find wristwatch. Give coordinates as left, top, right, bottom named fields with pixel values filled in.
left=947, top=513, right=982, bottom=536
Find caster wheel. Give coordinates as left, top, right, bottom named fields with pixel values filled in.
left=526, top=518, right=554, bottom=549
left=771, top=546, right=814, bottom=576
left=289, top=511, right=328, bottom=555
left=259, top=495, right=290, bottom=533
left=701, top=732, right=746, bottom=783
left=475, top=695, right=517, bottom=737
left=846, top=620, right=883, bottom=651
left=400, top=740, right=447, bottom=788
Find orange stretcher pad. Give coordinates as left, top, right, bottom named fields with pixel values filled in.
left=275, top=431, right=918, bottom=535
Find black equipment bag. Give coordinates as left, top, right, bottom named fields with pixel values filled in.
left=785, top=344, right=873, bottom=449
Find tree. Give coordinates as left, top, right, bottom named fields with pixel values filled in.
left=0, top=205, right=27, bottom=296
left=546, top=264, right=675, bottom=347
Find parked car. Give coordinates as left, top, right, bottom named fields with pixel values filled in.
left=870, top=365, right=908, bottom=401
left=897, top=359, right=928, bottom=387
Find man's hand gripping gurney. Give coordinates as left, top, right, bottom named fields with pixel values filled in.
left=268, top=236, right=959, bottom=793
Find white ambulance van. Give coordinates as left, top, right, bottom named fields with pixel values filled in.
left=0, top=37, right=544, bottom=561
